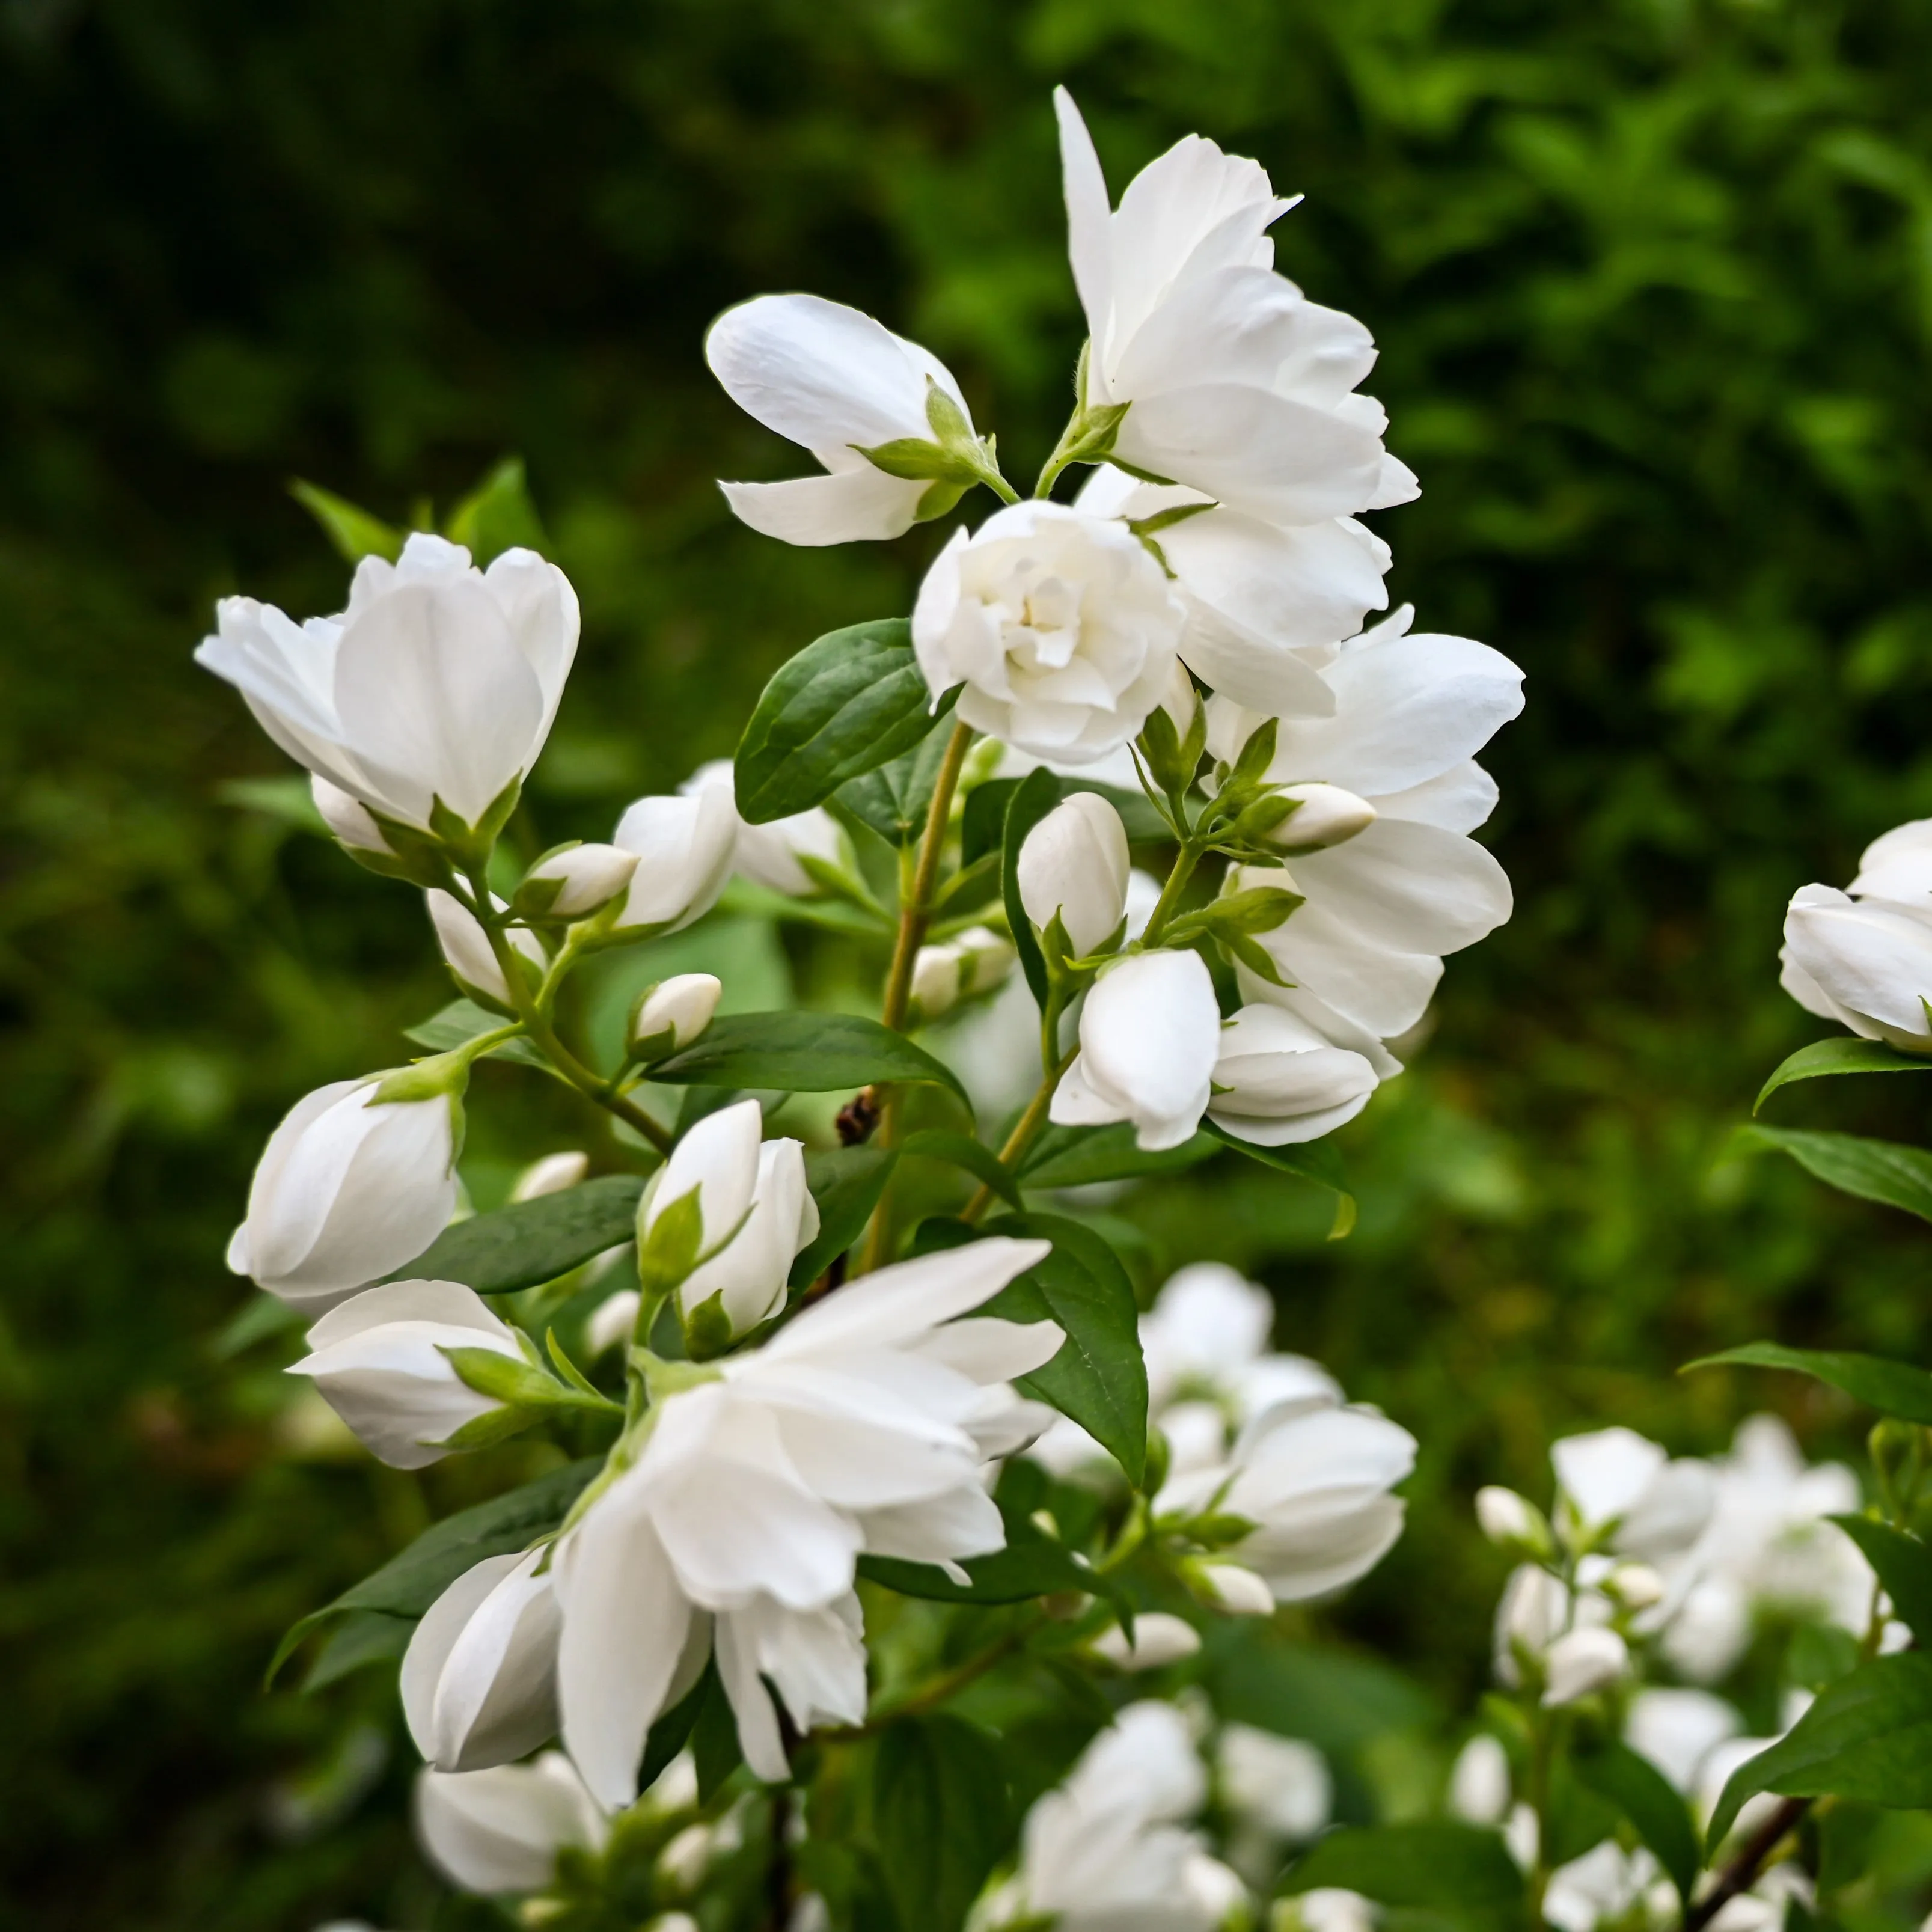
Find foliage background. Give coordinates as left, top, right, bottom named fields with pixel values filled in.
left=6, top=0, right=1932, bottom=1924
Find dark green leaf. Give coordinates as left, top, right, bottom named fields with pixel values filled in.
left=1734, top=1122, right=1932, bottom=1223
left=837, top=727, right=955, bottom=847
left=791, top=1146, right=899, bottom=1288
left=391, top=1175, right=645, bottom=1294
left=1755, top=1035, right=1932, bottom=1111
left=692, top=1667, right=744, bottom=1800
left=403, top=998, right=550, bottom=1072
left=1202, top=1628, right=1437, bottom=1755
left=961, top=780, right=1019, bottom=867
left=980, top=1212, right=1148, bottom=1485
left=734, top=618, right=955, bottom=824
left=1201, top=1121, right=1357, bottom=1238
left=1019, top=1123, right=1220, bottom=1189
left=650, top=1012, right=967, bottom=1105
left=638, top=1668, right=712, bottom=1797
left=1574, top=1739, right=1701, bottom=1901
left=902, top=1128, right=1020, bottom=1207
left=444, top=456, right=549, bottom=563
left=1001, top=768, right=1064, bottom=1009
left=1829, top=1517, right=1932, bottom=1646
left=871, top=1715, right=1012, bottom=1932
left=290, top=478, right=403, bottom=563
left=1283, top=1823, right=1523, bottom=1915
left=1684, top=1342, right=1932, bottom=1425
left=1707, top=1654, right=1932, bottom=1844
left=302, top=1610, right=412, bottom=1693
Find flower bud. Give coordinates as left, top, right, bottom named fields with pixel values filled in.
left=227, top=1075, right=461, bottom=1310
left=290, top=1279, right=524, bottom=1469
left=910, top=943, right=964, bottom=1020
left=427, top=889, right=545, bottom=1009
left=585, top=1288, right=642, bottom=1358
left=682, top=760, right=849, bottom=897
left=1207, top=1004, right=1379, bottom=1147
left=629, top=974, right=723, bottom=1063
left=1607, top=1561, right=1666, bottom=1610
left=312, top=774, right=393, bottom=854
left=610, top=787, right=738, bottom=934
left=518, top=843, right=640, bottom=920
left=1476, top=1486, right=1550, bottom=1553
left=511, top=1151, right=589, bottom=1202
left=1190, top=1559, right=1276, bottom=1616
left=1271, top=783, right=1377, bottom=854
left=1018, top=792, right=1131, bottom=957
left=1542, top=1626, right=1629, bottom=1707
left=414, top=1753, right=605, bottom=1895
left=405, top=1550, right=561, bottom=1772
left=910, top=926, right=1014, bottom=1021
left=1449, top=1735, right=1512, bottom=1826
left=1089, top=1612, right=1202, bottom=1671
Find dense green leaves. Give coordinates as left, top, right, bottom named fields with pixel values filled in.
left=790, top=1145, right=898, bottom=1286
left=1735, top=1123, right=1932, bottom=1223
left=1755, top=1035, right=1932, bottom=1111
left=1686, top=1342, right=1932, bottom=1425
left=391, top=1174, right=644, bottom=1293
left=1707, top=1654, right=1932, bottom=1843
left=1573, top=1738, right=1701, bottom=1901
left=733, top=619, right=954, bottom=824
left=870, top=1716, right=1011, bottom=1932
left=1829, top=1517, right=1932, bottom=1646
left=1283, top=1823, right=1523, bottom=1916
left=650, top=1011, right=967, bottom=1102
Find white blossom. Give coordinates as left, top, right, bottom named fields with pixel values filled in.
left=1542, top=1841, right=1668, bottom=1932
left=227, top=1075, right=459, bottom=1311
left=706, top=293, right=980, bottom=546
left=1625, top=1688, right=1741, bottom=1794
left=911, top=925, right=1015, bottom=1021
left=1552, top=1427, right=1715, bottom=1561
left=913, top=501, right=1186, bottom=764
left=426, top=888, right=545, bottom=1007
left=1018, top=791, right=1132, bottom=955
left=631, top=974, right=724, bottom=1059
left=1475, top=1486, right=1542, bottom=1548
left=522, top=843, right=640, bottom=919
left=610, top=787, right=738, bottom=934
left=414, top=1753, right=605, bottom=1895
left=1542, top=1627, right=1630, bottom=1707
left=1217, top=1724, right=1331, bottom=1842
left=197, top=533, right=577, bottom=834
left=1208, top=1003, right=1380, bottom=1146
left=683, top=759, right=850, bottom=897
left=289, top=1279, right=523, bottom=1469
left=1449, top=1735, right=1512, bottom=1826
left=1052, top=947, right=1223, bottom=1151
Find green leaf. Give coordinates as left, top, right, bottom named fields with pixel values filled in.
left=1684, top=1342, right=1932, bottom=1425
left=1734, top=1122, right=1932, bottom=1222
left=650, top=1012, right=968, bottom=1105
left=961, top=780, right=1018, bottom=867
left=1200, top=1121, right=1357, bottom=1238
left=733, top=618, right=955, bottom=824
left=218, top=775, right=331, bottom=835
left=1707, top=1653, right=1932, bottom=1844
left=403, top=998, right=550, bottom=1072
left=302, top=1609, right=413, bottom=1692
left=443, top=455, right=549, bottom=563
left=638, top=1668, right=712, bottom=1797
left=902, top=1128, right=1020, bottom=1207
left=692, top=1666, right=744, bottom=1800
left=980, top=1212, right=1148, bottom=1485
left=1202, top=1628, right=1437, bottom=1755
left=267, top=1458, right=599, bottom=1683
left=790, top=1145, right=899, bottom=1288
left=871, top=1715, right=1012, bottom=1932
left=1018, top=1123, right=1220, bottom=1189
left=1282, top=1823, right=1523, bottom=1916
left=1001, top=768, right=1065, bottom=1009
left=391, top=1175, right=645, bottom=1295
left=1829, top=1517, right=1932, bottom=1646
left=1573, top=1738, right=1701, bottom=1901
left=860, top=1484, right=1095, bottom=1604
left=1756, top=1035, right=1932, bottom=1110
left=836, top=717, right=956, bottom=847
left=290, top=478, right=403, bottom=563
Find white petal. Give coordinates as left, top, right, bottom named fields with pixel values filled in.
left=1053, top=88, right=1116, bottom=356
left=720, top=468, right=927, bottom=546
left=1372, top=760, right=1499, bottom=834
left=1289, top=819, right=1512, bottom=958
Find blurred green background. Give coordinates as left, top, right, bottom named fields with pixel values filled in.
left=7, top=0, right=1932, bottom=1924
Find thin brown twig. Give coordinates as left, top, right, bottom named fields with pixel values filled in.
left=1682, top=1797, right=1809, bottom=1932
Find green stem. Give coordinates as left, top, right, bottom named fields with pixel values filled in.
left=961, top=1047, right=1077, bottom=1222
left=1137, top=840, right=1203, bottom=949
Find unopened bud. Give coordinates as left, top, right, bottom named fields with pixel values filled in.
left=1541, top=1626, right=1628, bottom=1707
left=910, top=943, right=964, bottom=1020
left=1476, top=1486, right=1551, bottom=1554
left=313, top=775, right=393, bottom=854
left=1607, top=1561, right=1665, bottom=1610
left=510, top=1151, right=589, bottom=1202
left=426, top=888, right=545, bottom=1010
left=1090, top=1612, right=1202, bottom=1671
left=1272, top=783, right=1376, bottom=854
left=518, top=842, right=640, bottom=920
left=629, top=974, right=723, bottom=1063
left=911, top=926, right=1015, bottom=1021
left=1190, top=1560, right=1276, bottom=1616
left=1018, top=792, right=1130, bottom=958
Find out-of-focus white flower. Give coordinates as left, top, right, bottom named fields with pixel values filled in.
left=1218, top=1725, right=1331, bottom=1842
left=1161, top=1395, right=1416, bottom=1604
left=555, top=1240, right=1062, bottom=1801
left=913, top=501, right=1187, bottom=765
left=630, top=974, right=724, bottom=1062
left=1211, top=607, right=1520, bottom=1074
left=1053, top=948, right=1223, bottom=1151
left=1292, top=1891, right=1379, bottom=1932
left=1449, top=1735, right=1512, bottom=1826
left=1091, top=1612, right=1203, bottom=1671
left=1208, top=1004, right=1380, bottom=1146
left=1476, top=1487, right=1542, bottom=1549
left=911, top=926, right=1016, bottom=1021
left=638, top=1099, right=816, bottom=1341
left=522, top=843, right=640, bottom=919
left=289, top=1279, right=523, bottom=1469
left=414, top=1752, right=605, bottom=1895
left=512, top=1151, right=590, bottom=1201
left=404, top=1550, right=561, bottom=1772
left=198, top=533, right=577, bottom=834
left=1542, top=1841, right=1665, bottom=1932
left=683, top=759, right=850, bottom=897
left=979, top=1701, right=1244, bottom=1932
left=706, top=293, right=982, bottom=545
left=1494, top=1564, right=1608, bottom=1687
left=1552, top=1428, right=1715, bottom=1561
left=1542, top=1627, right=1630, bottom=1707
left=610, top=788, right=738, bottom=934
left=1706, top=1866, right=1815, bottom=1932
left=585, top=1288, right=643, bottom=1359
left=1782, top=820, right=1932, bottom=1053
left=1626, top=1689, right=1741, bottom=1795
left=227, top=1075, right=460, bottom=1311
left=1018, top=791, right=1132, bottom=955
left=426, top=888, right=545, bottom=1007
left=1054, top=91, right=1409, bottom=530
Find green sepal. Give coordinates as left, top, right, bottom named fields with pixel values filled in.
left=636, top=1184, right=705, bottom=1303
left=853, top=436, right=980, bottom=483
left=290, top=478, right=404, bottom=563
left=682, top=1290, right=735, bottom=1362
left=914, top=476, right=972, bottom=522
left=438, top=1343, right=563, bottom=1408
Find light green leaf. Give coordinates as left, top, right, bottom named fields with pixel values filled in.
left=444, top=455, right=549, bottom=563
left=391, top=1175, right=645, bottom=1295
left=902, top=1128, right=1021, bottom=1207
left=650, top=1011, right=968, bottom=1105
left=1201, top=1121, right=1356, bottom=1238
left=1019, top=1123, right=1220, bottom=1189
left=1283, top=1823, right=1523, bottom=1916
left=403, top=998, right=550, bottom=1072
left=290, top=478, right=403, bottom=563
left=217, top=775, right=330, bottom=835
left=1734, top=1122, right=1932, bottom=1221
left=871, top=1715, right=1012, bottom=1932
left=1685, top=1342, right=1932, bottom=1425
left=836, top=725, right=956, bottom=847
left=1755, top=1035, right=1932, bottom=1111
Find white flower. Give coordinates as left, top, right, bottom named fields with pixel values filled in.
left=1782, top=821, right=1932, bottom=1051
left=414, top=1753, right=605, bottom=1895
left=980, top=1702, right=1243, bottom=1932
left=913, top=501, right=1187, bottom=764
left=426, top=889, right=545, bottom=1007
left=1053, top=948, right=1223, bottom=1151
left=585, top=1289, right=643, bottom=1359
left=1160, top=1395, right=1416, bottom=1604
left=706, top=293, right=980, bottom=546
left=683, top=759, right=850, bottom=897
left=1449, top=1735, right=1512, bottom=1825
left=638, top=1099, right=817, bottom=1340
left=1207, top=1003, right=1380, bottom=1146
left=555, top=1238, right=1062, bottom=1802
left=1090, top=1612, right=1203, bottom=1671
left=522, top=843, right=641, bottom=919
left=1293, top=1892, right=1379, bottom=1932
left=197, top=533, right=577, bottom=833
left=1218, top=1724, right=1331, bottom=1842
left=1626, top=1688, right=1741, bottom=1794
left=289, top=1279, right=523, bottom=1469
left=1552, top=1427, right=1715, bottom=1561
left=610, top=788, right=738, bottom=934
left=1706, top=1866, right=1815, bottom=1932
left=404, top=1550, right=561, bottom=1772
left=631, top=973, right=724, bottom=1059
left=1054, top=91, right=1412, bottom=527
left=512, top=1151, right=590, bottom=1200
left=1475, top=1487, right=1542, bottom=1548
left=1018, top=791, right=1132, bottom=955
left=1542, top=1627, right=1630, bottom=1707
left=227, top=1075, right=459, bottom=1311
left=911, top=926, right=1015, bottom=1021
left=1542, top=1841, right=1665, bottom=1932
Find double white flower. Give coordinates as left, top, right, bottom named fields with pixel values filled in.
left=197, top=533, right=577, bottom=836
